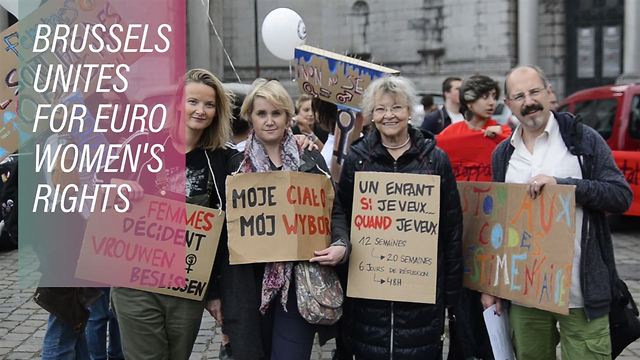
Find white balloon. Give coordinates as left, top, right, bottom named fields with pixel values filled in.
left=261, top=8, right=307, bottom=61
left=0, top=0, right=41, bottom=19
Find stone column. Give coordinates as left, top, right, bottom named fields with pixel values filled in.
left=187, top=0, right=212, bottom=71
left=620, top=0, right=640, bottom=81
left=517, top=0, right=539, bottom=65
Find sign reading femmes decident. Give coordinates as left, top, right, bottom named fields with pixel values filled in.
left=76, top=196, right=224, bottom=301
left=226, top=172, right=334, bottom=264
left=348, top=172, right=440, bottom=304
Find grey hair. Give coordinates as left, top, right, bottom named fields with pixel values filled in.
left=361, top=76, right=418, bottom=122
left=504, top=65, right=550, bottom=98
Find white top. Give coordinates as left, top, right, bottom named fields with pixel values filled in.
left=447, top=109, right=465, bottom=124
left=505, top=113, right=584, bottom=308
left=321, top=134, right=335, bottom=171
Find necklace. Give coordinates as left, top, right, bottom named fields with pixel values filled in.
left=382, top=135, right=411, bottom=149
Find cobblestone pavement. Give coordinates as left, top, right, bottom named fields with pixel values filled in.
left=1, top=218, right=638, bottom=359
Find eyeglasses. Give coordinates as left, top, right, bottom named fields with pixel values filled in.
left=507, top=87, right=545, bottom=103
left=373, top=105, right=406, bottom=116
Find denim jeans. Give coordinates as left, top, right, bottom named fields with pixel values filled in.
left=86, top=288, right=123, bottom=360
left=42, top=314, right=90, bottom=360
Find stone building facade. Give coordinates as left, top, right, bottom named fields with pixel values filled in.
left=212, top=0, right=636, bottom=99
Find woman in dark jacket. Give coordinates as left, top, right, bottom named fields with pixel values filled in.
left=332, top=76, right=463, bottom=359
left=110, top=69, right=238, bottom=360
left=220, top=79, right=346, bottom=360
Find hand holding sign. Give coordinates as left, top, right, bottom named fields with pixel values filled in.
left=310, top=245, right=346, bottom=266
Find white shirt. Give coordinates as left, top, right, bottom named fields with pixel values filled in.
left=321, top=134, right=335, bottom=171
left=447, top=108, right=465, bottom=124
left=505, top=113, right=584, bottom=308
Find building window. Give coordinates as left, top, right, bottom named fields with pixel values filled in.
left=350, top=1, right=370, bottom=59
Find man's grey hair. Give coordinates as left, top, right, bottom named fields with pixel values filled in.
left=504, top=65, right=550, bottom=98
left=361, top=76, right=419, bottom=122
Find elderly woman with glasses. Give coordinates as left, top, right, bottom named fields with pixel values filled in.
left=331, top=76, right=463, bottom=359
left=439, top=74, right=512, bottom=140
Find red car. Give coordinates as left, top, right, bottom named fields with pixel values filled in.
left=560, top=84, right=640, bottom=216
left=558, top=83, right=640, bottom=151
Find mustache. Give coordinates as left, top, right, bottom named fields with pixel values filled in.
left=521, top=104, right=543, bottom=116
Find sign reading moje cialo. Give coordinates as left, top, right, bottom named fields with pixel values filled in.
left=459, top=181, right=576, bottom=314
left=348, top=172, right=441, bottom=304
left=226, top=172, right=334, bottom=264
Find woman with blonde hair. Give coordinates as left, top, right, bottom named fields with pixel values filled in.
left=219, top=79, right=347, bottom=360
left=111, top=68, right=238, bottom=360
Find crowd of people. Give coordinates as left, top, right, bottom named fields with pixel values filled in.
left=1, top=63, right=632, bottom=360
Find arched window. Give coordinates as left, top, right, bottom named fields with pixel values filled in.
left=350, top=1, right=370, bottom=59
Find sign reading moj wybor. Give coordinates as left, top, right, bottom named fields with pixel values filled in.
left=347, top=172, right=441, bottom=304
left=458, top=182, right=576, bottom=314
left=76, top=196, right=224, bottom=301
left=226, top=172, right=334, bottom=264
left=294, top=45, right=399, bottom=110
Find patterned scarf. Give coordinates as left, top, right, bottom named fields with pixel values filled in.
left=241, top=129, right=301, bottom=314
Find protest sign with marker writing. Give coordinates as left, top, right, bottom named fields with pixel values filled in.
left=347, top=172, right=440, bottom=304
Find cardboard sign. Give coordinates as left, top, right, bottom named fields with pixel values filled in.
left=459, top=182, right=576, bottom=314
left=331, top=107, right=364, bottom=181
left=436, top=132, right=500, bottom=181
left=226, top=171, right=334, bottom=264
left=294, top=45, right=399, bottom=110
left=347, top=172, right=441, bottom=303
left=613, top=150, right=640, bottom=216
left=0, top=0, right=141, bottom=161
left=76, top=196, right=224, bottom=301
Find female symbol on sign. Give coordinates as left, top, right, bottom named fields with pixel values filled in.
left=185, top=254, right=197, bottom=274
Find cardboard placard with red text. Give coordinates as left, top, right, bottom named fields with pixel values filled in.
left=347, top=172, right=440, bottom=304
left=76, top=196, right=223, bottom=301
left=613, top=151, right=640, bottom=216
left=459, top=181, right=576, bottom=314
left=225, top=172, right=334, bottom=264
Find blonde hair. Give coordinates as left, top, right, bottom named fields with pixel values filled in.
left=172, top=68, right=233, bottom=150
left=295, top=94, right=314, bottom=113
left=240, top=79, right=295, bottom=123
left=361, top=76, right=418, bottom=122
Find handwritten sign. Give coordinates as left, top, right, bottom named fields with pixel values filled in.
left=347, top=172, right=440, bottom=303
left=294, top=45, right=399, bottom=110
left=613, top=150, right=640, bottom=216
left=76, top=196, right=224, bottom=301
left=225, top=171, right=334, bottom=264
left=331, top=108, right=363, bottom=181
left=459, top=182, right=576, bottom=314
left=0, top=0, right=142, bottom=161
left=436, top=132, right=498, bottom=181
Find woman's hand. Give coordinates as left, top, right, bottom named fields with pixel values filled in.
left=110, top=179, right=144, bottom=203
left=310, top=245, right=346, bottom=266
left=480, top=293, right=503, bottom=315
left=294, top=134, right=319, bottom=151
left=206, top=299, right=223, bottom=324
left=484, top=125, right=502, bottom=138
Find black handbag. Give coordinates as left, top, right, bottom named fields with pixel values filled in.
left=610, top=278, right=640, bottom=358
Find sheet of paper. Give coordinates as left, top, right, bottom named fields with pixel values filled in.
left=482, top=304, right=515, bottom=360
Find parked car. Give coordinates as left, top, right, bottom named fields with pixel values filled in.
left=558, top=83, right=640, bottom=151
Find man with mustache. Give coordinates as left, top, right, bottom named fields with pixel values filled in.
left=481, top=65, right=632, bottom=360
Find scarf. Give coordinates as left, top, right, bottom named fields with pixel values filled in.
left=241, top=129, right=301, bottom=314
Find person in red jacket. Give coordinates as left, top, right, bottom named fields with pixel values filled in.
left=439, top=75, right=511, bottom=141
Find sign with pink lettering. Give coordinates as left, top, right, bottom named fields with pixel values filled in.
left=347, top=172, right=441, bottom=303
left=226, top=171, right=335, bottom=264
left=75, top=195, right=224, bottom=301
left=458, top=182, right=576, bottom=314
